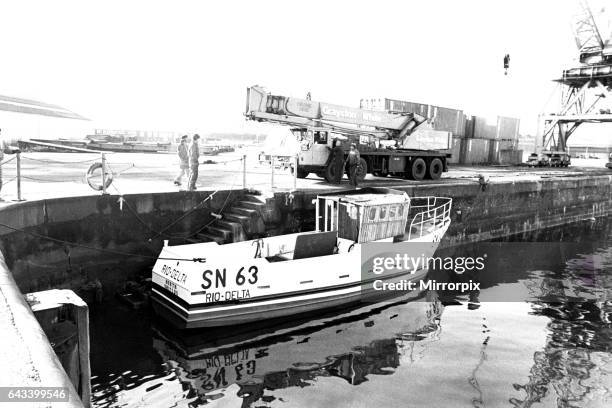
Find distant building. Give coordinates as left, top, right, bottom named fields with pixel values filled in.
left=0, top=94, right=89, bottom=142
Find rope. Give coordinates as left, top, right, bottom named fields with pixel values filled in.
left=148, top=190, right=219, bottom=241
left=0, top=156, right=16, bottom=167
left=110, top=183, right=170, bottom=239
left=20, top=175, right=84, bottom=183
left=22, top=156, right=99, bottom=164
left=188, top=169, right=241, bottom=237
left=1, top=177, right=17, bottom=185
left=105, top=162, right=135, bottom=177
left=0, top=221, right=206, bottom=263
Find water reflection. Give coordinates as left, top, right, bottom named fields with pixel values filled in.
left=152, top=294, right=443, bottom=407
left=91, top=218, right=612, bottom=407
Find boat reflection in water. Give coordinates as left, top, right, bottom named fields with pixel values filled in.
left=157, top=292, right=443, bottom=407
left=95, top=292, right=443, bottom=407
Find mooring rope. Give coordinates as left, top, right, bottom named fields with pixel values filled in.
left=0, top=221, right=206, bottom=263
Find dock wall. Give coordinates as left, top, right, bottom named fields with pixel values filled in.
left=0, top=252, right=83, bottom=407
left=281, top=175, right=612, bottom=248
left=0, top=175, right=610, bottom=294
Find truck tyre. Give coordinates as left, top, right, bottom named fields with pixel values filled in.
left=296, top=167, right=309, bottom=179
left=427, top=158, right=443, bottom=180
left=409, top=158, right=427, bottom=181
left=323, top=163, right=341, bottom=183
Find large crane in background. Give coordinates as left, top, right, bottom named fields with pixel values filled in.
left=538, top=0, right=612, bottom=164
left=245, top=86, right=452, bottom=182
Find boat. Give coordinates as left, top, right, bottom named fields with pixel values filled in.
left=151, top=188, right=452, bottom=329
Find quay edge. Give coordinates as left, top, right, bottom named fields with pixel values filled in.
left=0, top=174, right=609, bottom=294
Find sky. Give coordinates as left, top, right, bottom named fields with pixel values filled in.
left=0, top=0, right=610, bottom=144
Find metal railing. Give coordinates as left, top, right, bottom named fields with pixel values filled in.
left=0, top=149, right=302, bottom=202
left=407, top=196, right=453, bottom=239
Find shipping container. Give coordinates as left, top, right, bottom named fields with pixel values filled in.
left=489, top=140, right=500, bottom=163
left=464, top=116, right=476, bottom=138
left=447, top=137, right=462, bottom=164
left=431, top=106, right=466, bottom=137
left=462, top=138, right=490, bottom=164
left=473, top=116, right=497, bottom=139
left=496, top=116, right=520, bottom=140
left=383, top=98, right=465, bottom=137
left=499, top=149, right=523, bottom=165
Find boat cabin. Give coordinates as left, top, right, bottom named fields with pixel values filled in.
left=316, top=192, right=411, bottom=243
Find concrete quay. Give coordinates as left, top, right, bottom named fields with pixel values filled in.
left=0, top=151, right=610, bottom=408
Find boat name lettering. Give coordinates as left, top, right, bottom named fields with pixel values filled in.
left=160, top=264, right=187, bottom=284
left=202, top=289, right=251, bottom=303
left=201, top=266, right=259, bottom=289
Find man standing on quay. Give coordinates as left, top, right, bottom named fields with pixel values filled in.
left=173, top=135, right=190, bottom=188
left=188, top=134, right=200, bottom=191
left=345, top=143, right=361, bottom=188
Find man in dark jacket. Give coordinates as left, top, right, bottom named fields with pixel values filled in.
left=330, top=139, right=345, bottom=183
left=345, top=143, right=361, bottom=188
left=188, top=134, right=200, bottom=191
left=174, top=135, right=190, bottom=187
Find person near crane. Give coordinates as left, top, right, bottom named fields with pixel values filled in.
left=344, top=143, right=361, bottom=188
left=330, top=139, right=345, bottom=183
left=173, top=135, right=190, bottom=187
left=188, top=134, right=200, bottom=191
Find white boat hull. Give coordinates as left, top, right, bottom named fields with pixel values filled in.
left=152, top=221, right=450, bottom=329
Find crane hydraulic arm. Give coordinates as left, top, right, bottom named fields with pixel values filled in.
left=245, top=85, right=426, bottom=142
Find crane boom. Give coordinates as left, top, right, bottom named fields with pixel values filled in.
left=245, top=86, right=427, bottom=142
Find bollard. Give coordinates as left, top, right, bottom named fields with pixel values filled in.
left=293, top=154, right=298, bottom=190
left=271, top=156, right=275, bottom=189
left=242, top=154, right=247, bottom=189
left=101, top=153, right=108, bottom=195
left=16, top=151, right=23, bottom=201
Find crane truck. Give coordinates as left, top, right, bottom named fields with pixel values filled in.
left=245, top=86, right=452, bottom=182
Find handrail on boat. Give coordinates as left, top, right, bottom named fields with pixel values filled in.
left=407, top=196, right=453, bottom=239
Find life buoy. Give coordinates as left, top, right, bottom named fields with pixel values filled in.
left=86, top=162, right=113, bottom=191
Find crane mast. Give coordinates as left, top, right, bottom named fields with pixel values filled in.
left=539, top=0, right=612, bottom=160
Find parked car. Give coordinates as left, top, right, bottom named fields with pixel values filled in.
left=549, top=154, right=570, bottom=167
left=527, top=153, right=550, bottom=167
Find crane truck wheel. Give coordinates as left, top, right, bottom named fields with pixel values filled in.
left=296, top=167, right=310, bottom=179
left=323, top=163, right=342, bottom=183
left=409, top=158, right=427, bottom=181
left=427, top=158, right=443, bottom=180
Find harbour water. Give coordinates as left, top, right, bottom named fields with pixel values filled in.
left=90, top=218, right=612, bottom=408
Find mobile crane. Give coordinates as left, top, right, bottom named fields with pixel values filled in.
left=245, top=85, right=451, bottom=182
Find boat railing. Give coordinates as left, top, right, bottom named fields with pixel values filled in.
left=407, top=196, right=453, bottom=239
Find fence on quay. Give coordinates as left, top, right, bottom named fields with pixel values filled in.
left=0, top=149, right=302, bottom=202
